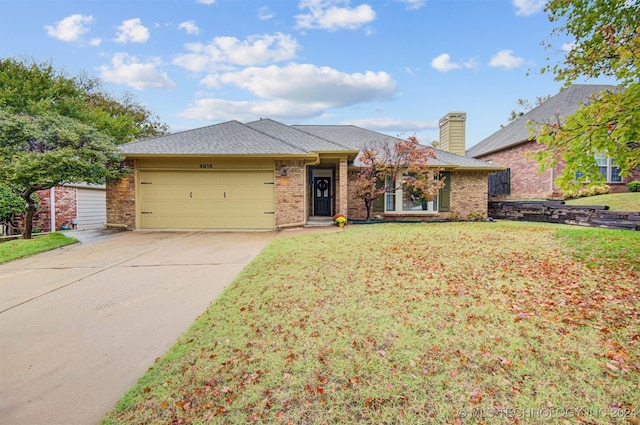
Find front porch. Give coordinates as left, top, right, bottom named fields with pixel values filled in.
left=306, top=156, right=349, bottom=219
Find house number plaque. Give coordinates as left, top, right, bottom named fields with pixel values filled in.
left=199, top=164, right=213, bottom=169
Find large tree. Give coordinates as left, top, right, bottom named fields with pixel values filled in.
left=531, top=0, right=639, bottom=191
left=0, top=111, right=126, bottom=238
left=0, top=58, right=168, bottom=144
left=0, top=57, right=168, bottom=238
left=353, top=136, right=444, bottom=221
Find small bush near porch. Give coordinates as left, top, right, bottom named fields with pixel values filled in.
left=103, top=222, right=639, bottom=424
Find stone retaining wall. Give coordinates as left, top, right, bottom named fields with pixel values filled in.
left=488, top=200, right=639, bottom=231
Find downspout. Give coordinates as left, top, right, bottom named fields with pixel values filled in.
left=50, top=187, right=56, bottom=232
left=276, top=155, right=320, bottom=229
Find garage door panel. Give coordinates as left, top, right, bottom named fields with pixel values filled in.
left=139, top=170, right=274, bottom=229
left=76, top=188, right=106, bottom=229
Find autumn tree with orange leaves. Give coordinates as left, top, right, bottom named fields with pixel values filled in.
left=353, top=136, right=444, bottom=221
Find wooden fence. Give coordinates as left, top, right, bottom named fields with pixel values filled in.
left=488, top=200, right=640, bottom=231
left=488, top=169, right=510, bottom=198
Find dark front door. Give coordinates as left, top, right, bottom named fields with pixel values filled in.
left=313, top=176, right=332, bottom=216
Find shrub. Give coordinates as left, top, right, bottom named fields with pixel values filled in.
left=446, top=212, right=463, bottom=222
left=628, top=181, right=640, bottom=192
left=467, top=211, right=487, bottom=222
left=563, top=184, right=610, bottom=199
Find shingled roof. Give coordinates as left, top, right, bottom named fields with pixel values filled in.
left=120, top=120, right=312, bottom=156
left=466, top=84, right=618, bottom=158
left=120, top=118, right=501, bottom=170
left=294, top=124, right=500, bottom=169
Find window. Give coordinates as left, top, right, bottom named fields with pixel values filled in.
left=577, top=154, right=622, bottom=183
left=595, top=154, right=622, bottom=183
left=385, top=172, right=439, bottom=214
left=385, top=175, right=395, bottom=211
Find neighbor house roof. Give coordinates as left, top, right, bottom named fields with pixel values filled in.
left=466, top=84, right=618, bottom=158
left=120, top=118, right=501, bottom=170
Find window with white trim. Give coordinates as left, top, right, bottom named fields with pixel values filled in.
left=385, top=173, right=438, bottom=214
left=596, top=154, right=622, bottom=182
left=576, top=154, right=622, bottom=183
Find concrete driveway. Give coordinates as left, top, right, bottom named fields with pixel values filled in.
left=0, top=229, right=278, bottom=425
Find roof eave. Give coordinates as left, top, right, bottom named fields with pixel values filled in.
left=470, top=137, right=534, bottom=158
left=122, top=153, right=318, bottom=159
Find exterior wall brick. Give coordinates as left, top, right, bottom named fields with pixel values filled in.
left=347, top=169, right=368, bottom=220
left=477, top=141, right=563, bottom=199
left=52, top=186, right=77, bottom=230
left=106, top=160, right=136, bottom=230
left=346, top=170, right=489, bottom=221
left=448, top=171, right=490, bottom=218
left=478, top=140, right=640, bottom=198
left=275, top=160, right=305, bottom=227
left=335, top=158, right=348, bottom=216
left=15, top=186, right=77, bottom=232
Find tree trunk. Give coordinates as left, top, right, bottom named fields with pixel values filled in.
left=364, top=199, right=371, bottom=221
left=22, top=196, right=36, bottom=239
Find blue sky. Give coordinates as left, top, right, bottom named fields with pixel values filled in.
left=0, top=0, right=616, bottom=149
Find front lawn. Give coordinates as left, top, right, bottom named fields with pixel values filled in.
left=0, top=232, right=78, bottom=264
left=102, top=222, right=639, bottom=424
left=564, top=192, right=640, bottom=211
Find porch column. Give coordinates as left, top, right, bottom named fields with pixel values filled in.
left=336, top=158, right=348, bottom=216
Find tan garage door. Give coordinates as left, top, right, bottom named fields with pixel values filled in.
left=139, top=170, right=275, bottom=229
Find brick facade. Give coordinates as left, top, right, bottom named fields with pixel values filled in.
left=477, top=141, right=563, bottom=199
left=335, top=158, right=348, bottom=216
left=106, top=160, right=137, bottom=230
left=346, top=170, right=490, bottom=221
left=478, top=140, right=640, bottom=198
left=448, top=171, right=490, bottom=218
left=275, top=160, right=306, bottom=227
left=347, top=170, right=368, bottom=220
left=13, top=186, right=78, bottom=232
left=106, top=160, right=497, bottom=229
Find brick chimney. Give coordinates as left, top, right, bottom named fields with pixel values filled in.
left=438, top=112, right=466, bottom=156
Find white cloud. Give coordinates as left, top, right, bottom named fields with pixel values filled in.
left=258, top=6, right=275, bottom=20
left=44, top=14, right=94, bottom=42
left=173, top=33, right=299, bottom=72
left=512, top=0, right=545, bottom=16
left=114, top=18, right=150, bottom=43
left=561, top=42, right=576, bottom=52
left=180, top=62, right=396, bottom=121
left=89, top=38, right=102, bottom=46
left=463, top=58, right=480, bottom=70
left=97, top=53, right=176, bottom=90
left=431, top=53, right=462, bottom=72
left=179, top=98, right=327, bottom=121
left=178, top=20, right=199, bottom=35
left=396, top=0, right=426, bottom=10
left=489, top=50, right=524, bottom=69
left=197, top=0, right=216, bottom=4
left=218, top=63, right=396, bottom=107
left=295, top=0, right=376, bottom=31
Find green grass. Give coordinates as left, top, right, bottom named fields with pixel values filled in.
left=555, top=226, right=640, bottom=271
left=102, top=222, right=639, bottom=425
left=0, top=232, right=78, bottom=263
left=564, top=192, right=640, bottom=211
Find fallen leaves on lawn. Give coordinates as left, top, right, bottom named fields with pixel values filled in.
left=104, top=223, right=639, bottom=425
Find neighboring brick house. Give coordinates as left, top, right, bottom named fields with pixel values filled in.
left=13, top=184, right=106, bottom=233
left=106, top=114, right=502, bottom=230
left=467, top=84, right=640, bottom=199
